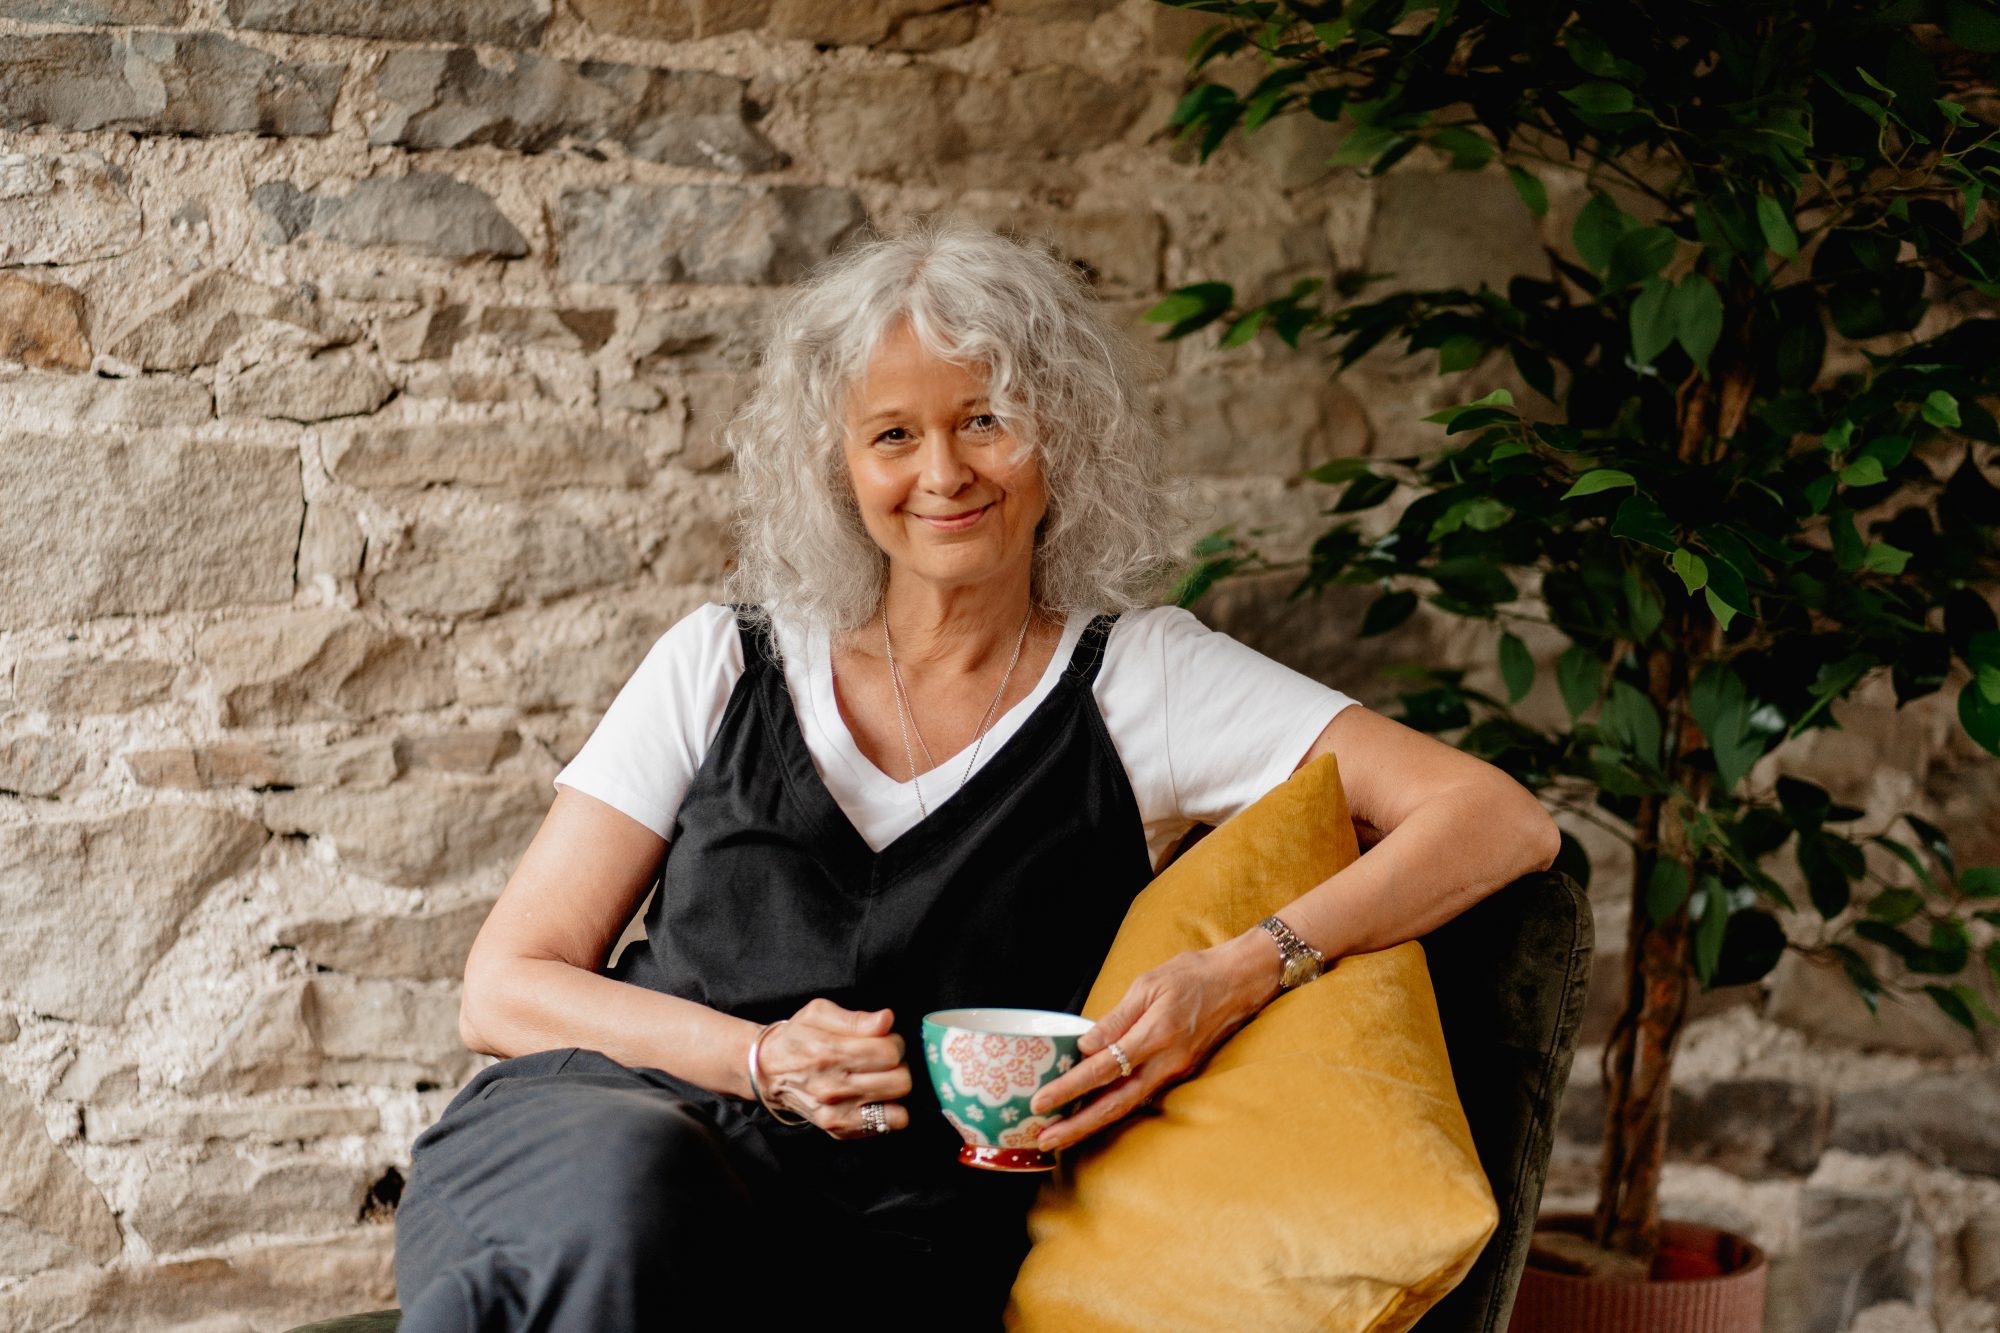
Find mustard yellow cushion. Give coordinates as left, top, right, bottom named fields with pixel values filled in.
left=1006, top=753, right=1497, bottom=1332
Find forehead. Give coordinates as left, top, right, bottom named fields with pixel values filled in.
left=845, top=322, right=991, bottom=417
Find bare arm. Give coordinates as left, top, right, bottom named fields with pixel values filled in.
left=458, top=786, right=763, bottom=1099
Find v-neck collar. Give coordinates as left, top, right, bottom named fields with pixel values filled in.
left=759, top=609, right=1093, bottom=872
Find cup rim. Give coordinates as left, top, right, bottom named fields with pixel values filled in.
left=921, top=1007, right=1093, bottom=1037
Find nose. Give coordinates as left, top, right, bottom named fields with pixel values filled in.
left=916, top=429, right=975, bottom=495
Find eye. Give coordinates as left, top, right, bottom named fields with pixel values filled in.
left=968, top=413, right=1000, bottom=431
left=874, top=427, right=910, bottom=444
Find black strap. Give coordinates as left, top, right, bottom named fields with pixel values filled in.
left=1061, top=612, right=1121, bottom=685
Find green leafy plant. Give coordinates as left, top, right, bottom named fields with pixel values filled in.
left=1150, top=0, right=2000, bottom=1267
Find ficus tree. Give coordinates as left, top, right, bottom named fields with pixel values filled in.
left=1148, top=0, right=2000, bottom=1266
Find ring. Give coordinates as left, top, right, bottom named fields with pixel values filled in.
left=861, top=1102, right=890, bottom=1135
left=1106, top=1041, right=1133, bottom=1079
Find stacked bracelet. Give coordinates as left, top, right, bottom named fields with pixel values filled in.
left=746, top=1020, right=810, bottom=1126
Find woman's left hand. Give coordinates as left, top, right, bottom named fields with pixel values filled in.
left=1028, top=932, right=1280, bottom=1152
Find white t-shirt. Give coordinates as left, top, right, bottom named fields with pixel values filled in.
left=553, top=603, right=1360, bottom=869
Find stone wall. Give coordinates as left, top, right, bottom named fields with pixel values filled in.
left=0, top=2, right=1994, bottom=1329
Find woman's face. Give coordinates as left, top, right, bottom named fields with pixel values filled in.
left=839, top=318, right=1048, bottom=598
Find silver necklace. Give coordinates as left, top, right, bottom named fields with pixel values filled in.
left=882, top=606, right=1034, bottom=818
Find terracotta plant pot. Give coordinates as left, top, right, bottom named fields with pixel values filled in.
left=1508, top=1213, right=1768, bottom=1333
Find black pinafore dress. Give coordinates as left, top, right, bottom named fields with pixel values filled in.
left=393, top=607, right=1154, bottom=1331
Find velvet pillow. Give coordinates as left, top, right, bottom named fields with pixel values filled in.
left=1005, top=754, right=1497, bottom=1332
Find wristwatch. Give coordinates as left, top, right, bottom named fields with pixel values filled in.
left=1258, top=915, right=1326, bottom=992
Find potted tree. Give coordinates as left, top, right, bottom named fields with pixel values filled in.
left=1146, top=1, right=2000, bottom=1327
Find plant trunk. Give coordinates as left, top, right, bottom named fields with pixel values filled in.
left=1590, top=348, right=1745, bottom=1262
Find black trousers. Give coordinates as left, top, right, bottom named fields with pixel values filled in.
left=393, top=1048, right=1027, bottom=1331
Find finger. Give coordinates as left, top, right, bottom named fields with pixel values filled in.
left=828, top=1100, right=910, bottom=1141
left=1077, top=991, right=1146, bottom=1058
left=837, top=1035, right=907, bottom=1072
left=796, top=1000, right=894, bottom=1035
left=1032, top=1009, right=1163, bottom=1115
left=1037, top=1069, right=1157, bottom=1152
left=819, top=1066, right=913, bottom=1104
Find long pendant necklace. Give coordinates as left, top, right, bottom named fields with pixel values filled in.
left=882, top=606, right=1034, bottom=818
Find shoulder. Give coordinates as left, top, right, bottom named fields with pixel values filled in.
left=632, top=602, right=747, bottom=680
left=1100, top=603, right=1223, bottom=664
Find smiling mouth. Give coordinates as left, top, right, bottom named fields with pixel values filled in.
left=911, top=503, right=993, bottom=529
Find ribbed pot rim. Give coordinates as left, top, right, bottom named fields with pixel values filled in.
left=1526, top=1211, right=1769, bottom=1287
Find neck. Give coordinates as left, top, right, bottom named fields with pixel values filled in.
left=876, top=568, right=1036, bottom=671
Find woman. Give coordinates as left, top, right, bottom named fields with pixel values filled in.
left=392, top=218, right=1561, bottom=1331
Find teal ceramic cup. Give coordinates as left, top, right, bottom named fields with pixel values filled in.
left=920, top=1007, right=1095, bottom=1172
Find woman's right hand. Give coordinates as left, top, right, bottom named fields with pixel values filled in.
left=755, top=998, right=914, bottom=1139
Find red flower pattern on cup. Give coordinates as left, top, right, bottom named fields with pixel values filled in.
left=942, top=1031, right=1057, bottom=1107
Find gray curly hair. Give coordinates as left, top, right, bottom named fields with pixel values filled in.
left=722, top=214, right=1193, bottom=632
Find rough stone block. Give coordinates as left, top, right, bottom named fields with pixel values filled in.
left=0, top=0, right=184, bottom=17
left=956, top=64, right=1149, bottom=158
left=630, top=295, right=776, bottom=373
left=103, top=268, right=354, bottom=372
left=1830, top=1069, right=2000, bottom=1176
left=0, top=152, right=138, bottom=267
left=224, top=0, right=550, bottom=45
left=85, top=1100, right=380, bottom=1145
left=371, top=48, right=782, bottom=174
left=52, top=1048, right=139, bottom=1103
left=0, top=431, right=299, bottom=628
left=299, top=499, right=366, bottom=587
left=218, top=350, right=393, bottom=422
left=376, top=303, right=467, bottom=362
left=0, top=31, right=342, bottom=137
left=788, top=63, right=968, bottom=178
left=130, top=1151, right=370, bottom=1253
left=557, top=182, right=865, bottom=285
left=887, top=5, right=978, bottom=49
left=1963, top=1212, right=2000, bottom=1299
left=765, top=0, right=956, bottom=45
left=1159, top=371, right=1370, bottom=477
left=262, top=172, right=529, bottom=261
left=0, top=370, right=212, bottom=427
left=123, top=737, right=397, bottom=791
left=367, top=501, right=637, bottom=618
left=571, top=0, right=770, bottom=42
left=278, top=899, right=493, bottom=981
left=0, top=805, right=266, bottom=1024
left=394, top=729, right=521, bottom=774
left=0, top=1077, right=121, bottom=1277
left=1764, top=1188, right=1935, bottom=1333
left=0, top=273, right=89, bottom=371
left=1767, top=950, right=1984, bottom=1057
left=324, top=419, right=648, bottom=493
left=311, top=974, right=480, bottom=1086
left=961, top=206, right=1165, bottom=296
left=454, top=607, right=679, bottom=711
left=261, top=773, right=547, bottom=886
left=196, top=610, right=456, bottom=728
left=0, top=733, right=91, bottom=798
left=1368, top=170, right=1549, bottom=295
left=185, top=981, right=321, bottom=1095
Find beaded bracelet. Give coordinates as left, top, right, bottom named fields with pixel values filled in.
left=746, top=1020, right=810, bottom=1126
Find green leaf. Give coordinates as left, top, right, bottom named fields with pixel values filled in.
left=1870, top=834, right=1940, bottom=895
left=1603, top=679, right=1663, bottom=768
left=1560, top=468, right=1637, bottom=500
left=1798, top=830, right=1853, bottom=917
left=1861, top=541, right=1912, bottom=575
left=1670, top=547, right=1708, bottom=593
left=1922, top=389, right=1962, bottom=428
left=1330, top=124, right=1402, bottom=168
left=1689, top=664, right=1760, bottom=794
left=1611, top=493, right=1677, bottom=552
left=1310, top=20, right=1350, bottom=48
left=1937, top=97, right=1973, bottom=125
left=1623, top=569, right=1665, bottom=641
left=1961, top=866, right=2000, bottom=898
left=1218, top=307, right=1268, bottom=349
left=1359, top=589, right=1418, bottom=638
left=1605, top=226, right=1678, bottom=292
left=1572, top=193, right=1634, bottom=273
left=1144, top=282, right=1234, bottom=326
left=1905, top=812, right=1957, bottom=878
left=1756, top=195, right=1800, bottom=260
left=1304, top=457, right=1372, bottom=484
left=1925, top=985, right=1977, bottom=1034
left=1438, top=332, right=1485, bottom=373
left=1431, top=126, right=1494, bottom=170
left=1173, top=555, right=1240, bottom=606
left=1672, top=273, right=1725, bottom=372
left=1865, top=888, right=1926, bottom=925
left=1499, top=631, right=1534, bottom=704
left=1421, top=388, right=1515, bottom=426
left=1961, top=677, right=2000, bottom=756
left=1557, top=644, right=1604, bottom=719
left=1693, top=876, right=1730, bottom=985
left=1646, top=859, right=1691, bottom=924
left=1630, top=276, right=1676, bottom=365
left=1561, top=81, right=1636, bottom=115
left=1840, top=455, right=1887, bottom=487
left=1822, top=420, right=1855, bottom=453
left=1506, top=164, right=1548, bottom=217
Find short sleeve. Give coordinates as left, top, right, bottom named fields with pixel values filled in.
left=551, top=602, right=745, bottom=839
left=1145, top=606, right=1360, bottom=829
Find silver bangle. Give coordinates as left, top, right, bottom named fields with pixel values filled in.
left=746, top=1020, right=810, bottom=1126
